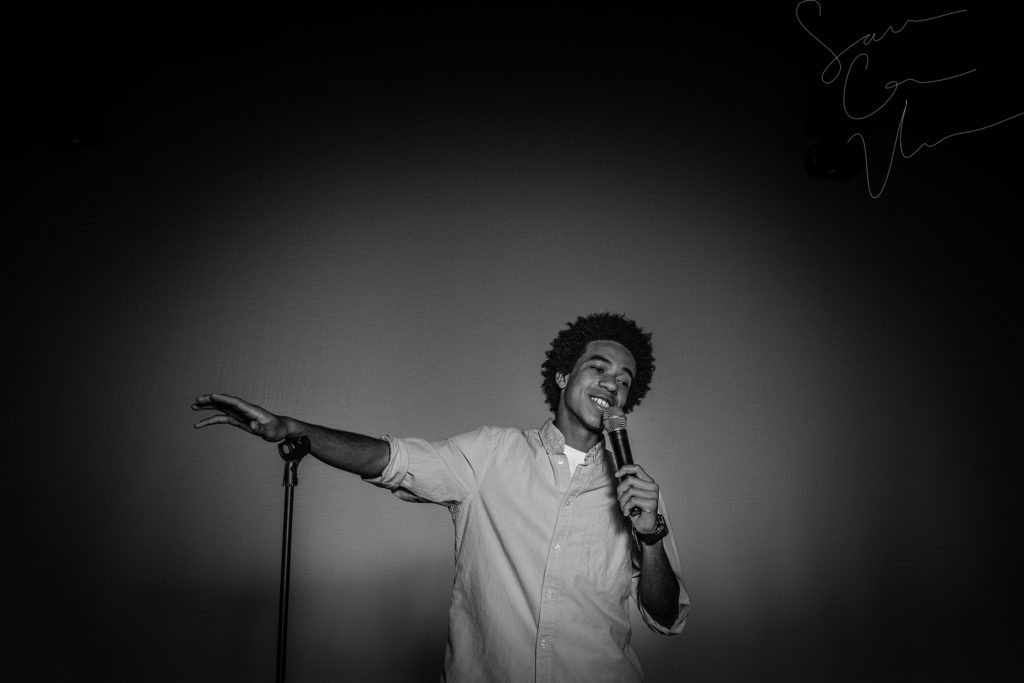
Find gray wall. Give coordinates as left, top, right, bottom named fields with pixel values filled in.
left=11, top=11, right=1020, bottom=682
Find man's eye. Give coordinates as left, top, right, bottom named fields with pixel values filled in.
left=591, top=366, right=604, bottom=373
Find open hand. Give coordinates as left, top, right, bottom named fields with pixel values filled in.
left=192, top=393, right=290, bottom=442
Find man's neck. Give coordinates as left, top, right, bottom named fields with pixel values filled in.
left=553, top=416, right=601, bottom=453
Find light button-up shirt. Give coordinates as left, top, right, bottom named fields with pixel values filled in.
left=366, top=419, right=689, bottom=682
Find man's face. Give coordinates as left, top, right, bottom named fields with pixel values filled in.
left=556, top=339, right=637, bottom=435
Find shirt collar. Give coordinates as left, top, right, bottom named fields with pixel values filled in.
left=539, top=419, right=606, bottom=463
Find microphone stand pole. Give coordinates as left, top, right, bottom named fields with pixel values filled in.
left=276, top=435, right=310, bottom=683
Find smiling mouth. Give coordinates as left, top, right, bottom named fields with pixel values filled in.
left=590, top=396, right=613, bottom=410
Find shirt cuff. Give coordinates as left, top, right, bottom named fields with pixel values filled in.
left=360, top=435, right=404, bottom=487
left=638, top=591, right=690, bottom=635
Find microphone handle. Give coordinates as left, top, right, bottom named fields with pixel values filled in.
left=607, top=429, right=634, bottom=470
left=607, top=429, right=641, bottom=517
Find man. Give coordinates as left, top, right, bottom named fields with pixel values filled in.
left=193, top=312, right=689, bottom=681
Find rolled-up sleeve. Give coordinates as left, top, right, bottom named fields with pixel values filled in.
left=632, top=495, right=691, bottom=635
left=362, top=427, right=497, bottom=507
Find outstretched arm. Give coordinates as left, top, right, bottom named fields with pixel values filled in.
left=192, top=393, right=390, bottom=477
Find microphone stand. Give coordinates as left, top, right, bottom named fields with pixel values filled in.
left=276, top=435, right=310, bottom=683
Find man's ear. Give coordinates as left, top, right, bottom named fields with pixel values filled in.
left=555, top=372, right=567, bottom=389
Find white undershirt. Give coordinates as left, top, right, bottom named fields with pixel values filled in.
left=563, top=444, right=588, bottom=477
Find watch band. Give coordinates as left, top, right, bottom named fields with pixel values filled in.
left=632, top=514, right=668, bottom=548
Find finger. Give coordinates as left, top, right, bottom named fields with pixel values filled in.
left=621, top=500, right=657, bottom=519
left=217, top=394, right=267, bottom=418
left=195, top=393, right=240, bottom=407
left=192, top=401, right=243, bottom=419
left=193, top=414, right=246, bottom=430
left=615, top=464, right=653, bottom=482
left=618, top=487, right=659, bottom=513
left=617, top=480, right=659, bottom=499
left=192, top=394, right=236, bottom=410
left=616, top=476, right=659, bottom=499
left=620, top=492, right=659, bottom=517
left=209, top=393, right=245, bottom=408
left=198, top=394, right=266, bottom=421
left=617, top=478, right=659, bottom=504
left=614, top=473, right=655, bottom=489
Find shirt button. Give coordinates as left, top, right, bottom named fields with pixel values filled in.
left=540, top=639, right=548, bottom=648
left=564, top=497, right=572, bottom=506
left=553, top=544, right=561, bottom=551
left=545, top=590, right=554, bottom=599
left=557, top=458, right=565, bottom=465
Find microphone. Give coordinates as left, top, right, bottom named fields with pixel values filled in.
left=603, top=407, right=641, bottom=517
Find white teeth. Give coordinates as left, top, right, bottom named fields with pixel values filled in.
left=591, top=397, right=610, bottom=408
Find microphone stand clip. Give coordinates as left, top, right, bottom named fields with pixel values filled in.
left=276, top=435, right=310, bottom=683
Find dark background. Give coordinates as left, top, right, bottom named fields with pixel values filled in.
left=9, top=6, right=1021, bottom=681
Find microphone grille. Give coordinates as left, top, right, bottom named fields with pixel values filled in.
left=602, top=406, right=627, bottom=433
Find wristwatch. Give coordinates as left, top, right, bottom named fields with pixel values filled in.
left=632, top=514, right=668, bottom=548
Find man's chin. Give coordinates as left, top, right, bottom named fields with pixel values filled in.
left=558, top=400, right=609, bottom=436
left=583, top=412, right=605, bottom=433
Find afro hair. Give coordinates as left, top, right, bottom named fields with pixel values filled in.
left=541, top=312, right=655, bottom=415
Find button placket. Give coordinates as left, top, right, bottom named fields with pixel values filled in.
left=536, top=476, right=582, bottom=678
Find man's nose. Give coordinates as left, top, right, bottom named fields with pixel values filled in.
left=598, top=375, right=618, bottom=392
